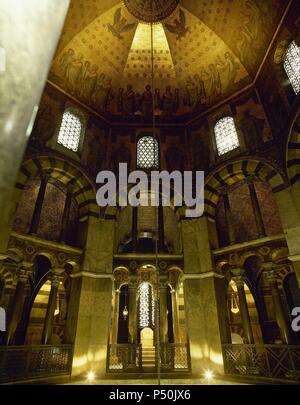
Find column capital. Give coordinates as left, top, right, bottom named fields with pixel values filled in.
left=231, top=268, right=246, bottom=287
left=245, top=175, right=256, bottom=185
left=66, top=182, right=76, bottom=194
left=168, top=268, right=181, bottom=290
left=264, top=269, right=277, bottom=284
left=40, top=171, right=51, bottom=183
left=52, top=267, right=65, bottom=276
left=158, top=282, right=168, bottom=291
left=50, top=273, right=62, bottom=288
left=262, top=262, right=278, bottom=284
left=220, top=185, right=229, bottom=196
left=16, top=261, right=34, bottom=282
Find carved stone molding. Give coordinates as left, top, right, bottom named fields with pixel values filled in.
left=8, top=233, right=82, bottom=268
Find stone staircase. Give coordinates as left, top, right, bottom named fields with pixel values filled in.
left=142, top=347, right=156, bottom=369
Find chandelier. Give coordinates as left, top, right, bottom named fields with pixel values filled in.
left=123, top=0, right=179, bottom=23
left=230, top=292, right=239, bottom=314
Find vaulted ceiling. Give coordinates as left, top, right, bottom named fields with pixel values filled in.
left=48, top=0, right=289, bottom=119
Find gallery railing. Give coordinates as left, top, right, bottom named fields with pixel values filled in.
left=0, top=344, right=73, bottom=383
left=222, top=344, right=300, bottom=381
left=107, top=343, right=191, bottom=373
left=160, top=343, right=191, bottom=372
left=107, top=344, right=142, bottom=372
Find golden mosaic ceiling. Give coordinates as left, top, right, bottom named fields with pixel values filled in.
left=49, top=0, right=289, bottom=118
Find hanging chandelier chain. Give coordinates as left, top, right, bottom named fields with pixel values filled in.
left=150, top=0, right=161, bottom=386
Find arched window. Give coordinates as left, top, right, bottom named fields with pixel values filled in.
left=137, top=136, right=159, bottom=169
left=57, top=110, right=84, bottom=152
left=214, top=116, right=239, bottom=156
left=284, top=40, right=300, bottom=95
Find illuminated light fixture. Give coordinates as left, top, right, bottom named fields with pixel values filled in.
left=230, top=292, right=239, bottom=314
left=123, top=287, right=128, bottom=320
left=87, top=371, right=95, bottom=382
left=123, top=305, right=128, bottom=320
left=204, top=370, right=214, bottom=381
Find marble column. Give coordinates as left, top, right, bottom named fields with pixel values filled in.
left=221, top=188, right=236, bottom=245
left=29, top=174, right=49, bottom=234
left=128, top=282, right=137, bottom=365
left=265, top=269, right=292, bottom=344
left=60, top=188, right=72, bottom=243
left=232, top=269, right=254, bottom=344
left=246, top=178, right=266, bottom=238
left=111, top=288, right=120, bottom=345
left=171, top=289, right=181, bottom=343
left=6, top=263, right=32, bottom=344
left=159, top=284, right=169, bottom=365
left=168, top=269, right=181, bottom=343
left=41, top=272, right=62, bottom=345
left=0, top=0, right=70, bottom=254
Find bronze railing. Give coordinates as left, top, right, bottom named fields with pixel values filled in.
left=160, top=343, right=191, bottom=372
left=0, top=344, right=73, bottom=383
left=107, top=343, right=191, bottom=373
left=222, top=344, right=300, bottom=381
left=107, top=344, right=142, bottom=372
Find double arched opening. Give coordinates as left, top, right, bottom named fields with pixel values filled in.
left=13, top=155, right=98, bottom=249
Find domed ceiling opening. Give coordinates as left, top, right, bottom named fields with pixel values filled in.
left=48, top=0, right=289, bottom=121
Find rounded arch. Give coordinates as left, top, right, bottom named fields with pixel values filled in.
left=286, top=109, right=300, bottom=184
left=0, top=266, right=13, bottom=291
left=205, top=157, right=287, bottom=220
left=15, top=153, right=99, bottom=220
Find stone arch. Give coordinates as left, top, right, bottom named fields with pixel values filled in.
left=0, top=265, right=14, bottom=290
left=113, top=266, right=130, bottom=289
left=15, top=153, right=99, bottom=220
left=205, top=157, right=287, bottom=220
left=286, top=109, right=300, bottom=184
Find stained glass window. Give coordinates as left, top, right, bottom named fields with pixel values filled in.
left=57, top=111, right=83, bottom=152
left=214, top=116, right=239, bottom=156
left=284, top=41, right=300, bottom=95
left=137, top=136, right=159, bottom=169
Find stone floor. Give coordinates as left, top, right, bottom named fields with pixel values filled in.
left=66, top=377, right=248, bottom=385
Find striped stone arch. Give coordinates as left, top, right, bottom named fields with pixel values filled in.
left=287, top=109, right=300, bottom=184
left=0, top=266, right=14, bottom=290
left=15, top=154, right=99, bottom=220
left=275, top=265, right=293, bottom=289
left=204, top=158, right=287, bottom=220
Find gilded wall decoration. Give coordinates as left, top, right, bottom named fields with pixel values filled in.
left=48, top=1, right=289, bottom=121
left=107, top=8, right=136, bottom=40
left=165, top=9, right=190, bottom=40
